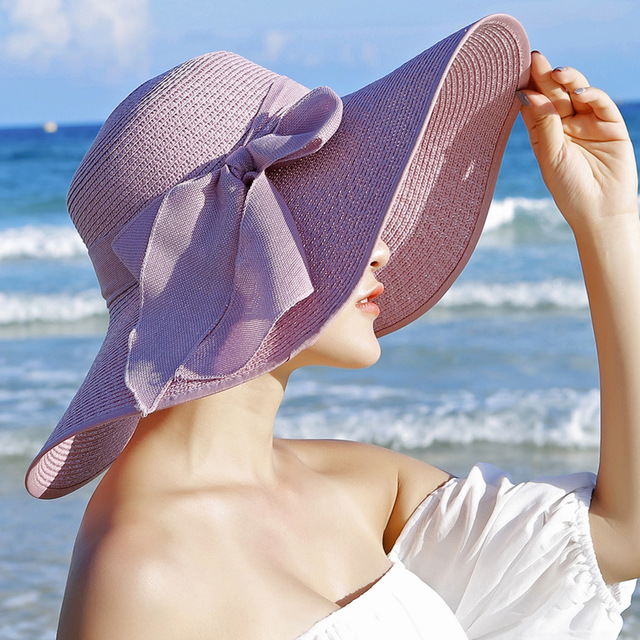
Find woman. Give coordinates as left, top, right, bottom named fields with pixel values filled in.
left=27, top=15, right=639, bottom=639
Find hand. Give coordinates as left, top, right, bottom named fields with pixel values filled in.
left=519, top=52, right=638, bottom=235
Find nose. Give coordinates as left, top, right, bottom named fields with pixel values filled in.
left=369, top=238, right=390, bottom=271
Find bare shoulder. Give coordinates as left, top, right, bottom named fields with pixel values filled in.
left=57, top=513, right=220, bottom=639
left=285, top=438, right=448, bottom=485
left=284, top=439, right=451, bottom=551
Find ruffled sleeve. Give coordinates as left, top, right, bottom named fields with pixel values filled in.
left=390, top=463, right=636, bottom=639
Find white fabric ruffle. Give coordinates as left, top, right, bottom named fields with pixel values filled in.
left=391, top=463, right=636, bottom=639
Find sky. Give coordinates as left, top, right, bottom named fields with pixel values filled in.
left=0, top=0, right=639, bottom=127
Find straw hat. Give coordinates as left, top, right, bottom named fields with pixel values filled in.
left=26, top=14, right=529, bottom=498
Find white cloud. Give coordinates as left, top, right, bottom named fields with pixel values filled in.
left=254, top=26, right=405, bottom=71
left=1, top=0, right=150, bottom=74
left=3, top=0, right=70, bottom=63
left=360, top=42, right=378, bottom=67
left=262, top=29, right=288, bottom=62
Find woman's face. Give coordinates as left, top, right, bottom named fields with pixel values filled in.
left=287, top=238, right=391, bottom=371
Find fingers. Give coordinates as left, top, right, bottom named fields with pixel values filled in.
left=529, top=51, right=578, bottom=119
left=570, top=86, right=625, bottom=126
left=523, top=51, right=625, bottom=127
left=549, top=65, right=592, bottom=115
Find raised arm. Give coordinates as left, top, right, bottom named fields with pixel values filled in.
left=519, top=52, right=640, bottom=583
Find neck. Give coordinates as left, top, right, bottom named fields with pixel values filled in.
left=104, top=369, right=291, bottom=495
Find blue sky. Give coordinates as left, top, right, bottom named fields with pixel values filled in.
left=1, top=0, right=638, bottom=127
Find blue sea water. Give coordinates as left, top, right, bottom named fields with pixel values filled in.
left=1, top=106, right=640, bottom=638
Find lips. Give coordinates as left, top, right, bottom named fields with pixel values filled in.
left=356, top=283, right=384, bottom=304
left=355, top=283, right=384, bottom=316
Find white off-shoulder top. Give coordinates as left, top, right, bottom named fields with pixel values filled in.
left=297, top=464, right=636, bottom=640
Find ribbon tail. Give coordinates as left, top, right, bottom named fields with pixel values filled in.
left=179, top=171, right=314, bottom=380
left=119, top=169, right=244, bottom=414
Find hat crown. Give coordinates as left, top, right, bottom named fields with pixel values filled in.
left=67, top=51, right=283, bottom=249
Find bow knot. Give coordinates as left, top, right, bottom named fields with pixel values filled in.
left=108, top=76, right=343, bottom=415
left=226, top=145, right=258, bottom=184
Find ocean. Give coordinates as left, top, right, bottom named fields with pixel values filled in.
left=1, top=106, right=640, bottom=638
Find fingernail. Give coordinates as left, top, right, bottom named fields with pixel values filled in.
left=553, top=66, right=568, bottom=72
left=574, top=87, right=586, bottom=95
left=531, top=50, right=540, bottom=54
left=516, top=91, right=530, bottom=107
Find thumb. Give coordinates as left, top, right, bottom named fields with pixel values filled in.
left=519, top=90, right=566, bottom=170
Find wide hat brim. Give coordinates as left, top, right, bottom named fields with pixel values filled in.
left=26, top=14, right=530, bottom=498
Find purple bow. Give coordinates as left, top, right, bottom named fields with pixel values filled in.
left=111, top=77, right=343, bottom=414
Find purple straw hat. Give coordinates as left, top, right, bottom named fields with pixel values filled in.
left=27, top=14, right=529, bottom=498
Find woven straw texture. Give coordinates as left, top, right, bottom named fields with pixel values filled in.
left=26, top=15, right=529, bottom=498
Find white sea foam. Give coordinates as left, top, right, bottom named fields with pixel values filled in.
left=0, top=290, right=105, bottom=325
left=439, top=279, right=588, bottom=311
left=0, top=225, right=86, bottom=261
left=0, top=431, right=42, bottom=457
left=1, top=591, right=39, bottom=609
left=484, top=193, right=640, bottom=243
left=485, top=196, right=558, bottom=232
left=275, top=384, right=601, bottom=450
left=0, top=385, right=601, bottom=461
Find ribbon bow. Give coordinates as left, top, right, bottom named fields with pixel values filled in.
left=111, top=77, right=343, bottom=414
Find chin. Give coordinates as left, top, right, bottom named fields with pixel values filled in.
left=328, top=339, right=382, bottom=370
left=289, top=334, right=381, bottom=371
left=353, top=344, right=382, bottom=369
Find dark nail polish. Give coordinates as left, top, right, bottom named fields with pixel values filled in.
left=516, top=91, right=530, bottom=107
